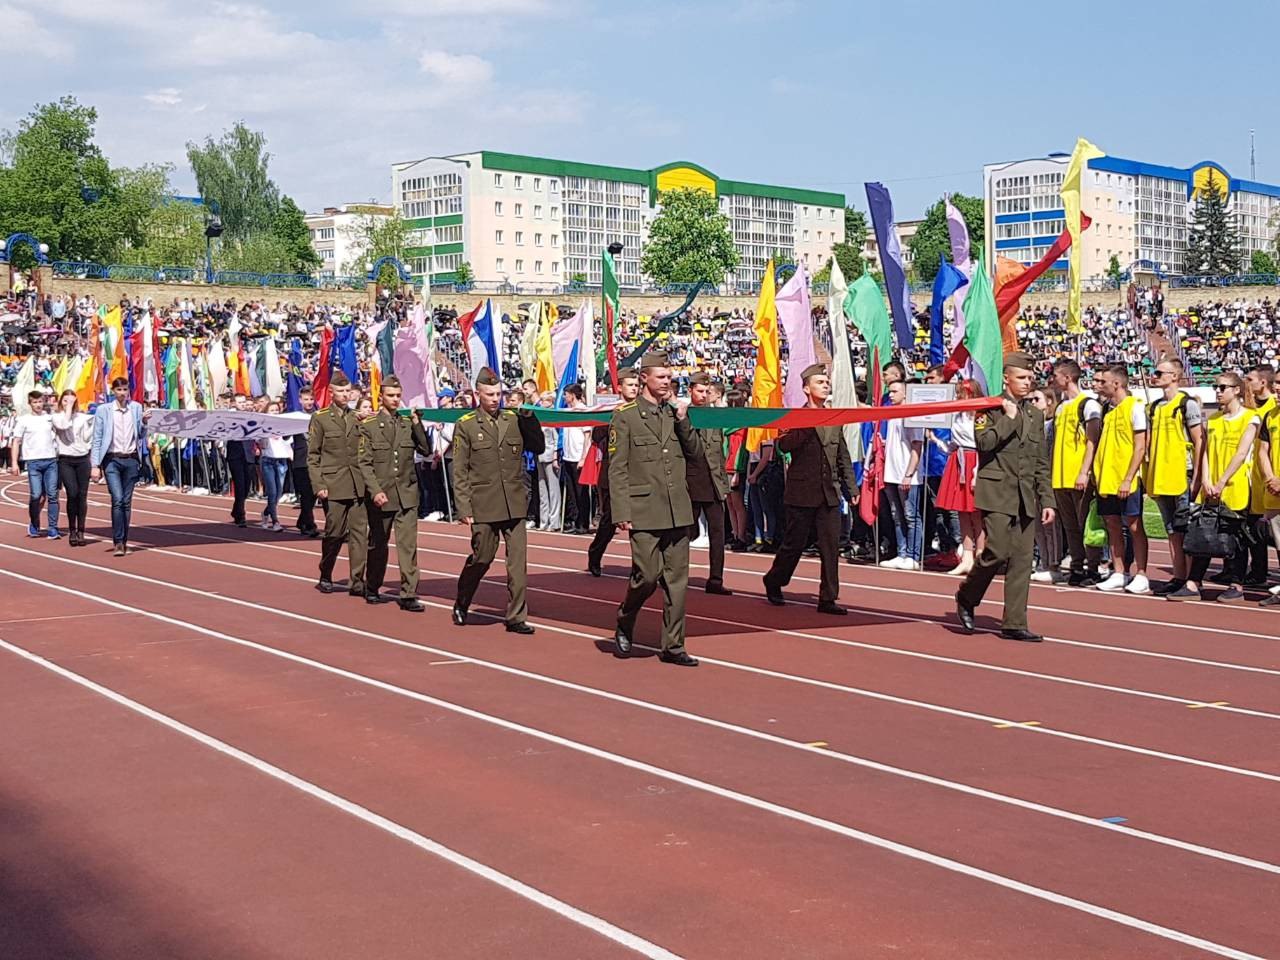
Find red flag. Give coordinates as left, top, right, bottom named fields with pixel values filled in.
left=579, top=438, right=603, bottom=487
left=312, top=326, right=334, bottom=408
left=859, top=430, right=884, bottom=526
left=993, top=214, right=1092, bottom=320
left=129, top=330, right=145, bottom=402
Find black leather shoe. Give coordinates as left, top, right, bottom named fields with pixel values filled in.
left=955, top=595, right=975, bottom=634
left=816, top=601, right=847, bottom=616
left=398, top=598, right=425, bottom=613
left=452, top=603, right=467, bottom=626
left=659, top=650, right=699, bottom=667
left=613, top=625, right=632, bottom=656
left=764, top=585, right=785, bottom=606
left=505, top=621, right=535, bottom=635
left=348, top=588, right=364, bottom=598
left=316, top=578, right=335, bottom=594
left=365, top=592, right=392, bottom=605
left=1000, top=628, right=1043, bottom=642
left=587, top=560, right=602, bottom=577
left=705, top=583, right=733, bottom=596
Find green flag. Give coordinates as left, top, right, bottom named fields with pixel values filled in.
left=163, top=344, right=181, bottom=410
left=961, top=252, right=1003, bottom=393
left=602, top=250, right=620, bottom=388
left=848, top=273, right=894, bottom=399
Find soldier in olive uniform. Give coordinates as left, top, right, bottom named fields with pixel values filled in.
left=609, top=352, right=702, bottom=666
left=452, top=367, right=546, bottom=633
left=587, top=366, right=640, bottom=577
left=956, top=351, right=1057, bottom=642
left=308, top=371, right=370, bottom=596
left=686, top=371, right=733, bottom=595
left=358, top=376, right=433, bottom=612
left=763, top=364, right=856, bottom=615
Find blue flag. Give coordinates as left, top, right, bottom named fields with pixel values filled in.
left=865, top=182, right=915, bottom=350
left=929, top=255, right=968, bottom=365
left=333, top=324, right=359, bottom=386
left=285, top=338, right=305, bottom=412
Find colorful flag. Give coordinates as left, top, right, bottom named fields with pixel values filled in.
left=207, top=335, right=228, bottom=402
left=995, top=256, right=1029, bottom=352
left=746, top=259, right=781, bottom=453
left=312, top=326, right=335, bottom=408
left=602, top=249, right=620, bottom=390
left=535, top=301, right=557, bottom=393
left=992, top=214, right=1092, bottom=323
left=520, top=302, right=541, bottom=382
left=285, top=339, right=305, bottom=412
left=178, top=338, right=198, bottom=410
left=962, top=254, right=1003, bottom=393
left=945, top=196, right=972, bottom=350
left=393, top=304, right=436, bottom=410
left=826, top=256, right=863, bottom=463
left=12, top=357, right=35, bottom=416
left=776, top=262, right=818, bottom=408
left=929, top=256, right=968, bottom=365
left=163, top=343, right=181, bottom=410
left=101, top=305, right=126, bottom=385
left=457, top=299, right=502, bottom=381
left=52, top=356, right=72, bottom=397
left=332, top=324, right=359, bottom=387
left=1061, top=137, right=1104, bottom=334
left=262, top=336, right=284, bottom=399
left=848, top=273, right=894, bottom=404
left=865, top=182, right=914, bottom=349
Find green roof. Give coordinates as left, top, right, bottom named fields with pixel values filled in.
left=474, top=150, right=844, bottom=208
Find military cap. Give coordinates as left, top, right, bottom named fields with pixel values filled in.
left=639, top=352, right=670, bottom=369
left=689, top=371, right=713, bottom=386
left=1003, top=351, right=1035, bottom=371
left=475, top=367, right=501, bottom=386
left=330, top=371, right=351, bottom=387
left=382, top=375, right=402, bottom=389
left=616, top=366, right=639, bottom=381
left=801, top=363, right=828, bottom=382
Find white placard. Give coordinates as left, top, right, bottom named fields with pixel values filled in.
left=146, top=409, right=310, bottom=440
left=904, top=383, right=956, bottom=429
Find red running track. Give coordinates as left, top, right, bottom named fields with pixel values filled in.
left=0, top=479, right=1277, bottom=959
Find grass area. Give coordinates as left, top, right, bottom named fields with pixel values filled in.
left=1142, top=497, right=1169, bottom=540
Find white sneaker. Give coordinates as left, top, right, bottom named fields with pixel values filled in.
left=427, top=511, right=443, bottom=521
left=899, top=559, right=922, bottom=571
left=1058, top=555, right=1073, bottom=571
left=525, top=520, right=537, bottom=529
left=1269, top=584, right=1280, bottom=596
left=1031, top=570, right=1055, bottom=583
left=879, top=557, right=903, bottom=568
left=1125, top=574, right=1150, bottom=595
left=1097, top=571, right=1129, bottom=592
left=690, top=535, right=710, bottom=548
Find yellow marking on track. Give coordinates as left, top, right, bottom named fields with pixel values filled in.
left=1187, top=701, right=1230, bottom=709
left=994, top=720, right=1042, bottom=729
left=805, top=741, right=829, bottom=748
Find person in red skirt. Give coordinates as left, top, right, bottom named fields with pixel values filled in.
left=937, top=378, right=984, bottom=575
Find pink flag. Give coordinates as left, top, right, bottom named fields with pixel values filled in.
left=393, top=304, right=435, bottom=408
left=776, top=263, right=818, bottom=408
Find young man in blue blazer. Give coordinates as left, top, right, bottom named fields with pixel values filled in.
left=92, top=378, right=148, bottom=556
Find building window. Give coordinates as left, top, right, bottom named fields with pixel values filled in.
left=515, top=231, right=524, bottom=245
left=551, top=206, right=560, bottom=220
left=550, top=179, right=560, bottom=192
left=534, top=260, right=543, bottom=273
left=495, top=230, right=503, bottom=244
left=551, top=234, right=559, bottom=247
left=320, top=249, right=334, bottom=261
left=316, top=227, right=335, bottom=240
left=495, top=201, right=503, bottom=216
left=535, top=233, right=543, bottom=246
left=534, top=205, right=543, bottom=219
left=514, top=175, right=523, bottom=189
left=515, top=259, right=524, bottom=272
left=551, top=261, right=559, bottom=273
left=496, top=258, right=504, bottom=272
left=514, top=203, right=523, bottom=217
left=494, top=173, right=503, bottom=188
left=533, top=177, right=542, bottom=191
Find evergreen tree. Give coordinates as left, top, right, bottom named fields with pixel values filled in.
left=1184, top=171, right=1241, bottom=275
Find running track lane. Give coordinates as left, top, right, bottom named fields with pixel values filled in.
left=0, top=545, right=1274, bottom=957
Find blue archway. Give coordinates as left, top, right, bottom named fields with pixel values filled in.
left=0, top=233, right=49, bottom=264
left=367, top=255, right=412, bottom=283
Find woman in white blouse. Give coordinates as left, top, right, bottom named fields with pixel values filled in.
left=258, top=400, right=294, bottom=532
left=51, top=390, right=95, bottom=546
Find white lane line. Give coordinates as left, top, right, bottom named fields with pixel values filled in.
left=20, top=494, right=1280, bottom=690
left=0, top=584, right=1264, bottom=960
left=31, top=499, right=1280, bottom=714
left=58, top=488, right=1280, bottom=660
left=0, top=612, right=129, bottom=625
left=0, top=636, right=684, bottom=960
left=4, top=552, right=1280, bottom=887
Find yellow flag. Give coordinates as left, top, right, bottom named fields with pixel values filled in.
left=1061, top=137, right=1104, bottom=334
left=535, top=301, right=557, bottom=394
left=52, top=356, right=72, bottom=396
left=746, top=260, right=781, bottom=453
left=101, top=305, right=127, bottom=383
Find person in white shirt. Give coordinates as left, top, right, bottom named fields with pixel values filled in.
left=878, top=381, right=925, bottom=570
left=8, top=390, right=61, bottom=539
left=0, top=409, right=14, bottom=471
left=51, top=389, right=94, bottom=546
left=560, top=384, right=591, bottom=534
left=259, top=400, right=294, bottom=531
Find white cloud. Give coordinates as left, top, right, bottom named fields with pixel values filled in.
left=0, top=4, right=74, bottom=57
left=143, top=88, right=183, bottom=107
left=418, top=50, right=494, bottom=86
left=382, top=0, right=553, bottom=14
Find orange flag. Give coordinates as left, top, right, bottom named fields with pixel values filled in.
left=994, top=256, right=1028, bottom=352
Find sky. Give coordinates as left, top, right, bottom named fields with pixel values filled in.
left=5, top=0, right=1279, bottom=219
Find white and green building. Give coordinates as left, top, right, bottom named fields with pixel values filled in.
left=390, top=151, right=845, bottom=288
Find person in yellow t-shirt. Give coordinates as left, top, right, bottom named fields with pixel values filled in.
left=1168, top=372, right=1260, bottom=604
left=1242, top=365, right=1276, bottom=586
left=1257, top=404, right=1280, bottom=607
left=1093, top=365, right=1150, bottom=595
left=1143, top=358, right=1204, bottom=596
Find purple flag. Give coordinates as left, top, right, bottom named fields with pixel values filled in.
left=776, top=263, right=818, bottom=407
left=865, top=182, right=914, bottom=349
left=945, top=196, right=972, bottom=350
left=392, top=304, right=436, bottom=409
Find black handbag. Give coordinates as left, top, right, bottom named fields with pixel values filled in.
left=1184, top=502, right=1241, bottom=559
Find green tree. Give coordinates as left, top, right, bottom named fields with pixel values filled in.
left=1184, top=171, right=1241, bottom=275
left=1106, top=253, right=1124, bottom=284
left=270, top=195, right=320, bottom=275
left=454, top=261, right=474, bottom=285
left=119, top=197, right=208, bottom=270
left=640, top=187, right=738, bottom=285
left=0, top=96, right=166, bottom=263
left=1249, top=248, right=1277, bottom=276
left=341, top=210, right=410, bottom=281
left=186, top=122, right=280, bottom=241
left=907, top=194, right=984, bottom=283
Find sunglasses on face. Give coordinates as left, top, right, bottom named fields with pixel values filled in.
left=1214, top=384, right=1235, bottom=391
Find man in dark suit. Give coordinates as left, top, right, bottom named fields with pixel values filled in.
left=763, top=363, right=856, bottom=614
left=956, top=351, right=1057, bottom=642
left=452, top=368, right=546, bottom=633
left=685, top=371, right=732, bottom=595
left=587, top=366, right=639, bottom=576
left=307, top=372, right=369, bottom=596
left=291, top=387, right=319, bottom=536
